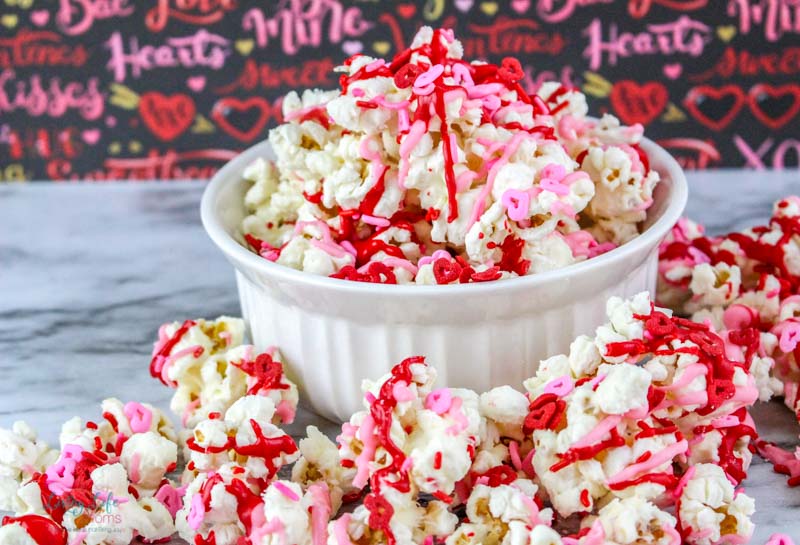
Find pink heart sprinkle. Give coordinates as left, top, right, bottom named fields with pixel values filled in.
left=502, top=189, right=530, bottom=221
left=779, top=323, right=800, bottom=353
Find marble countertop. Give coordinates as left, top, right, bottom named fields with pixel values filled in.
left=1, top=170, right=799, bottom=542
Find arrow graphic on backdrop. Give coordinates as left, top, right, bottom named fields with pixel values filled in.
left=582, top=72, right=612, bottom=98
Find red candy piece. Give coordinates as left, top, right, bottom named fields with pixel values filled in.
left=1, top=515, right=67, bottom=545
left=523, top=393, right=566, bottom=434
left=433, top=257, right=461, bottom=284
left=235, top=353, right=290, bottom=395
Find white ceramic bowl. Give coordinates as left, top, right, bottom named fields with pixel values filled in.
left=201, top=138, right=688, bottom=421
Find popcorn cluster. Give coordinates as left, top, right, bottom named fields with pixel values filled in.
left=241, top=27, right=659, bottom=284
left=657, top=196, right=800, bottom=487
left=3, top=292, right=776, bottom=545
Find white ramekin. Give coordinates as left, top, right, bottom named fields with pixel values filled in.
left=201, top=138, right=688, bottom=421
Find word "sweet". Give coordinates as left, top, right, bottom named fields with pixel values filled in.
left=106, top=30, right=229, bottom=82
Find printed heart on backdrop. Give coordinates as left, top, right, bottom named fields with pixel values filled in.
left=212, top=97, right=274, bottom=142
left=397, top=3, right=416, bottom=18
left=716, top=25, right=737, bottom=43
left=454, top=0, right=474, bottom=12
left=342, top=40, right=363, bottom=56
left=30, top=9, right=49, bottom=26
left=480, top=1, right=499, bottom=16
left=748, top=84, right=800, bottom=130
left=511, top=0, right=530, bottom=13
left=372, top=41, right=391, bottom=55
left=684, top=85, right=746, bottom=131
left=186, top=76, right=207, bottom=93
left=235, top=39, right=254, bottom=56
left=609, top=81, right=668, bottom=126
left=81, top=129, right=101, bottom=145
left=138, top=92, right=196, bottom=142
left=663, top=63, right=683, bottom=80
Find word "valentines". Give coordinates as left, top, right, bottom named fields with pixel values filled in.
left=57, top=0, right=134, bottom=36
left=106, top=30, right=229, bottom=82
left=463, top=18, right=566, bottom=58
left=241, top=0, right=372, bottom=56
left=0, top=70, right=104, bottom=120
left=583, top=16, right=712, bottom=70
left=0, top=31, right=89, bottom=69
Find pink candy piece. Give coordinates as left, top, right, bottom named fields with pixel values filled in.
left=539, top=164, right=570, bottom=196
left=187, top=493, right=206, bottom=531
left=543, top=375, right=574, bottom=397
left=124, top=401, right=153, bottom=434
left=273, top=481, right=300, bottom=502
left=392, top=382, right=416, bottom=403
left=425, top=388, right=453, bottom=415
left=765, top=535, right=796, bottom=545
left=501, top=189, right=531, bottom=222
left=779, top=321, right=800, bottom=353
left=155, top=483, right=183, bottom=518
left=413, top=64, right=444, bottom=95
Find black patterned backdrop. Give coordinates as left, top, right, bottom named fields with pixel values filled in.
left=1, top=0, right=799, bottom=182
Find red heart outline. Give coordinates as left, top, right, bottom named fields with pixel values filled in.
left=609, top=81, right=668, bottom=126
left=138, top=92, right=196, bottom=142
left=683, top=85, right=746, bottom=131
left=212, top=97, right=273, bottom=142
left=748, top=84, right=800, bottom=130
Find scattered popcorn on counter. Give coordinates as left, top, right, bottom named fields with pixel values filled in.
left=149, top=316, right=299, bottom=428
left=657, top=196, right=800, bottom=487
left=240, top=27, right=659, bottom=285
left=0, top=422, right=58, bottom=512
left=10, top=277, right=800, bottom=543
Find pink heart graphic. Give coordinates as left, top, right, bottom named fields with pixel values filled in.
left=105, top=116, right=117, bottom=128
left=511, top=0, right=530, bottom=13
left=663, top=63, right=683, bottom=80
left=82, top=129, right=101, bottom=145
left=342, top=40, right=363, bottom=56
left=30, top=10, right=49, bottom=27
left=454, top=0, right=474, bottom=12
left=187, top=75, right=206, bottom=92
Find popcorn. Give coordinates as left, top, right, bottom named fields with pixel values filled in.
left=445, top=481, right=558, bottom=545
left=0, top=422, right=58, bottom=512
left=522, top=292, right=759, bottom=520
left=3, top=285, right=792, bottom=544
left=183, top=396, right=299, bottom=482
left=579, top=496, right=677, bottom=545
left=149, top=316, right=298, bottom=427
left=657, top=196, right=800, bottom=486
left=241, top=27, right=660, bottom=284
left=676, top=463, right=754, bottom=545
